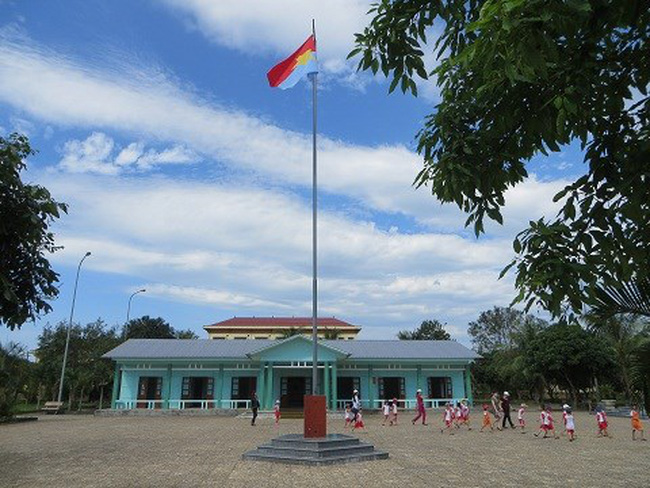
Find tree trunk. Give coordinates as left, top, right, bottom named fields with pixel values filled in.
left=78, top=386, right=84, bottom=411
left=68, top=386, right=74, bottom=411
left=99, top=385, right=104, bottom=410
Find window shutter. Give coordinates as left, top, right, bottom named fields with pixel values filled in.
left=378, top=378, right=384, bottom=399
left=399, top=377, right=406, bottom=399
left=231, top=377, right=239, bottom=399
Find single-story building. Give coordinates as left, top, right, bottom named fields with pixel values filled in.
left=103, top=335, right=480, bottom=411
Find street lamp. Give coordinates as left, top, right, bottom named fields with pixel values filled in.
left=126, top=289, right=146, bottom=323
left=57, top=251, right=91, bottom=404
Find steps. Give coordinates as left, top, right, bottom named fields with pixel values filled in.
left=243, top=433, right=388, bottom=465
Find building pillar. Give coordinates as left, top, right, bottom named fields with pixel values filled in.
left=111, top=363, right=120, bottom=409
left=258, top=362, right=266, bottom=409
left=367, top=365, right=375, bottom=409
left=163, top=364, right=172, bottom=409
left=266, top=362, right=274, bottom=409
left=331, top=362, right=338, bottom=410
left=464, top=365, right=474, bottom=405
left=324, top=362, right=330, bottom=410
left=217, top=365, right=224, bottom=408
left=416, top=365, right=422, bottom=390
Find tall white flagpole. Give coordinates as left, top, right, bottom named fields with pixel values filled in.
left=310, top=19, right=319, bottom=396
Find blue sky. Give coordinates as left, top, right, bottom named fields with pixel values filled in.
left=0, top=1, right=586, bottom=350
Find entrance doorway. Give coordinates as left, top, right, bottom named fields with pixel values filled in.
left=181, top=377, right=214, bottom=408
left=378, top=377, right=405, bottom=400
left=137, top=376, right=162, bottom=408
left=280, top=376, right=312, bottom=408
left=337, top=377, right=360, bottom=402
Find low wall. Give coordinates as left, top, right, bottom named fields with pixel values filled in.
left=94, top=408, right=240, bottom=417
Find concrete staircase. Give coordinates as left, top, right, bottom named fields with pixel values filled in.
left=243, top=433, right=388, bottom=465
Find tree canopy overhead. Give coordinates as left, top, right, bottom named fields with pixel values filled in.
left=398, top=319, right=452, bottom=340
left=351, top=1, right=649, bottom=320
left=1, top=133, right=68, bottom=329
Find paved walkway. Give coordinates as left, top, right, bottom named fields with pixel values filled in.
left=1, top=411, right=648, bottom=487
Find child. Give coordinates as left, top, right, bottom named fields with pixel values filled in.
left=561, top=404, right=570, bottom=436
left=441, top=403, right=455, bottom=435
left=382, top=400, right=391, bottom=426
left=354, top=410, right=365, bottom=430
left=391, top=397, right=398, bottom=425
left=274, top=399, right=281, bottom=426
left=458, top=400, right=471, bottom=430
left=344, top=403, right=353, bottom=429
left=454, top=402, right=463, bottom=428
left=596, top=406, right=610, bottom=438
left=480, top=404, right=494, bottom=432
left=565, top=408, right=576, bottom=442
left=517, top=403, right=527, bottom=433
left=545, top=406, right=559, bottom=439
left=631, top=405, right=646, bottom=441
left=534, top=405, right=558, bottom=438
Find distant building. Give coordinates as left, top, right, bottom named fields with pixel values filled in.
left=203, top=316, right=361, bottom=340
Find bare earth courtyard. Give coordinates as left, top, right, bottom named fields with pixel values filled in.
left=1, top=412, right=648, bottom=488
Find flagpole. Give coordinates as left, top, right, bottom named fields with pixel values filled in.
left=310, top=19, right=318, bottom=396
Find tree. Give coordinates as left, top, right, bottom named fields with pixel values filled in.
left=175, top=329, right=199, bottom=339
left=398, top=319, right=451, bottom=340
left=1, top=133, right=68, bottom=329
left=351, top=1, right=650, bottom=320
left=468, top=307, right=547, bottom=354
left=322, top=328, right=341, bottom=340
left=122, top=316, right=175, bottom=339
left=525, top=323, right=616, bottom=407
left=278, top=327, right=303, bottom=339
left=35, top=320, right=120, bottom=407
left=0, top=342, right=33, bottom=418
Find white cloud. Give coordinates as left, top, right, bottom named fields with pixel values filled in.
left=58, top=132, right=198, bottom=174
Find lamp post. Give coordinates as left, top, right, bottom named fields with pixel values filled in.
left=57, top=251, right=91, bottom=404
left=126, top=289, right=146, bottom=324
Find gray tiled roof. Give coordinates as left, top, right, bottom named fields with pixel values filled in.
left=103, top=338, right=479, bottom=361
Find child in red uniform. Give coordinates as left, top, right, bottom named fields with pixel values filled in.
left=480, top=404, right=494, bottom=433
left=344, top=404, right=353, bottom=429
left=596, top=406, right=610, bottom=437
left=631, top=405, right=646, bottom=441
left=354, top=410, right=365, bottom=430
left=274, top=400, right=281, bottom=425
left=561, top=404, right=569, bottom=436
left=391, top=397, right=398, bottom=425
left=565, top=407, right=576, bottom=442
left=441, top=403, right=456, bottom=435
left=382, top=400, right=391, bottom=426
left=517, top=403, right=527, bottom=434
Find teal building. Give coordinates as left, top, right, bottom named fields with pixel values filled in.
left=104, top=335, right=479, bottom=411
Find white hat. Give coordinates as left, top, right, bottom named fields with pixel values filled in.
left=416, top=388, right=422, bottom=393
left=562, top=404, right=570, bottom=409
left=353, top=389, right=358, bottom=393
left=503, top=391, right=510, bottom=397
left=275, top=400, right=280, bottom=404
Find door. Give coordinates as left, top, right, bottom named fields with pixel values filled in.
left=137, top=377, right=162, bottom=408
left=280, top=377, right=312, bottom=408
left=427, top=377, right=453, bottom=399
left=378, top=377, right=405, bottom=400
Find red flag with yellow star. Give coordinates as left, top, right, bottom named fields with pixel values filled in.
left=267, top=35, right=318, bottom=89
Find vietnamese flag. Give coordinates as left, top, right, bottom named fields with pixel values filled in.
left=267, top=35, right=318, bottom=89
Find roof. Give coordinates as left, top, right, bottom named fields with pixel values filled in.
left=203, top=317, right=360, bottom=330
left=103, top=338, right=479, bottom=361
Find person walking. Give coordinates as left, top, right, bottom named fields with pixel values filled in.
left=412, top=388, right=427, bottom=425
left=491, top=391, right=503, bottom=430
left=501, top=391, right=515, bottom=429
left=351, top=389, right=361, bottom=423
left=250, top=391, right=260, bottom=426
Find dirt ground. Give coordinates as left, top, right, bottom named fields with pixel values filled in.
left=1, top=411, right=648, bottom=488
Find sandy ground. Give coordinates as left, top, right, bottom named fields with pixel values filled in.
left=0, top=411, right=648, bottom=488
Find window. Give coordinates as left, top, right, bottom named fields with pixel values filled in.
left=231, top=376, right=257, bottom=400
left=427, top=377, right=453, bottom=399
left=378, top=377, right=405, bottom=400
left=337, top=377, right=360, bottom=399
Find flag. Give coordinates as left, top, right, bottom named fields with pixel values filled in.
left=267, top=35, right=318, bottom=89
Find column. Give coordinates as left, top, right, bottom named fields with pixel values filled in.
left=265, top=362, right=274, bottom=409
left=464, top=365, right=474, bottom=405
left=258, top=363, right=266, bottom=409
left=331, top=362, right=338, bottom=410
left=416, top=365, right=422, bottom=390
left=217, top=365, right=224, bottom=408
left=111, top=363, right=121, bottom=409
left=163, top=364, right=172, bottom=409
left=367, top=365, right=374, bottom=409
left=324, top=362, right=330, bottom=409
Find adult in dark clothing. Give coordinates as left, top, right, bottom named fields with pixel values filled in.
left=351, top=389, right=361, bottom=421
left=251, top=391, right=260, bottom=426
left=501, top=391, right=515, bottom=429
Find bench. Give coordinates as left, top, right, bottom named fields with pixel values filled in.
left=41, top=401, right=64, bottom=414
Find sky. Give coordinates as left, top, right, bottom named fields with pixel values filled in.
left=0, top=0, right=587, bottom=350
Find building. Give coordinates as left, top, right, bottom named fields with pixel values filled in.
left=203, top=316, right=361, bottom=340
left=104, top=335, right=479, bottom=411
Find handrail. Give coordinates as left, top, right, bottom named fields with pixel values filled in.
left=336, top=398, right=465, bottom=410
left=114, top=399, right=251, bottom=410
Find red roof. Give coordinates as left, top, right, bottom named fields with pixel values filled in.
left=204, top=317, right=360, bottom=330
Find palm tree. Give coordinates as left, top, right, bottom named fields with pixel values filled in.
left=278, top=327, right=303, bottom=339
left=591, top=279, right=650, bottom=319
left=322, top=328, right=341, bottom=340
